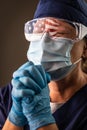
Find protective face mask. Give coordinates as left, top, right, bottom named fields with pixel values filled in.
left=27, top=33, right=81, bottom=81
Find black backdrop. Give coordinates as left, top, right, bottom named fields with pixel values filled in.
left=0, top=0, right=38, bottom=86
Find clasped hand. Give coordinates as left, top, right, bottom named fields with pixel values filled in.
left=8, top=61, right=55, bottom=130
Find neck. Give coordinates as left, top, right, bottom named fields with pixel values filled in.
left=49, top=65, right=87, bottom=103
left=49, top=81, right=75, bottom=103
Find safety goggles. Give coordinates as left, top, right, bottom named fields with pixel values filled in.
left=24, top=17, right=87, bottom=42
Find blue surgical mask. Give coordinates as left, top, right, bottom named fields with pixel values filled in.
left=27, top=33, right=81, bottom=81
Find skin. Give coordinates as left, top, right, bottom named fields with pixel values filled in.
left=49, top=39, right=87, bottom=104
left=33, top=17, right=76, bottom=40
left=2, top=19, right=87, bottom=130
left=2, top=120, right=23, bottom=130
left=38, top=38, right=87, bottom=130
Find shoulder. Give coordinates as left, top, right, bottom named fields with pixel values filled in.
left=0, top=83, right=13, bottom=129
left=0, top=83, right=13, bottom=114
left=0, top=83, right=12, bottom=96
left=53, top=84, right=87, bottom=130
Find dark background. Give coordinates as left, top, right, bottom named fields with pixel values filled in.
left=0, top=1, right=38, bottom=86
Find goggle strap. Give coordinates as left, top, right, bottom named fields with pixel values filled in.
left=75, top=23, right=87, bottom=40
left=81, top=24, right=87, bottom=39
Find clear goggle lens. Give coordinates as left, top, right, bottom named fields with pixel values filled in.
left=24, top=17, right=87, bottom=42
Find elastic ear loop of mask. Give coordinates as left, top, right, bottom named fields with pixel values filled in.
left=73, top=58, right=82, bottom=65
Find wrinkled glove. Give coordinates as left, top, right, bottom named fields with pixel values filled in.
left=15, top=62, right=55, bottom=130
left=22, top=86, right=55, bottom=130
left=8, top=61, right=55, bottom=129
left=8, top=92, right=27, bottom=126
left=8, top=62, right=33, bottom=126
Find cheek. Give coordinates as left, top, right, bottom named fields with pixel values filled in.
left=70, top=43, right=83, bottom=63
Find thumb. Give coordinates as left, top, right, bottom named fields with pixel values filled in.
left=46, top=73, right=51, bottom=83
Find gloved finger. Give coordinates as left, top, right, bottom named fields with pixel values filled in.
left=19, top=77, right=42, bottom=94
left=12, top=87, right=35, bottom=98
left=46, top=73, right=51, bottom=83
left=35, top=65, right=47, bottom=84
left=35, top=65, right=51, bottom=86
left=11, top=78, right=25, bottom=89
left=12, top=95, right=21, bottom=106
left=26, top=65, right=45, bottom=89
left=13, top=62, right=34, bottom=78
left=22, top=97, right=34, bottom=105
left=35, top=66, right=51, bottom=84
left=13, top=69, right=29, bottom=79
left=12, top=74, right=42, bottom=94
left=18, top=61, right=34, bottom=71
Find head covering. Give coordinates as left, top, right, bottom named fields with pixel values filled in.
left=34, top=0, right=87, bottom=26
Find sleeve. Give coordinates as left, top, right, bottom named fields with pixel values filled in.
left=0, top=83, right=12, bottom=129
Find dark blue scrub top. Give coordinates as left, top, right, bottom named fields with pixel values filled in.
left=0, top=83, right=87, bottom=130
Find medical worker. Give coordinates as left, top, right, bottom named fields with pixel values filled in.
left=1, top=0, right=87, bottom=130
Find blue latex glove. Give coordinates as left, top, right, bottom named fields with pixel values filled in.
left=12, top=62, right=51, bottom=97
left=8, top=91, right=27, bottom=126
left=22, top=86, right=55, bottom=130
left=8, top=61, right=55, bottom=129
left=8, top=62, right=33, bottom=126
left=16, top=63, right=55, bottom=130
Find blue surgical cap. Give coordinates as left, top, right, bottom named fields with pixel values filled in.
left=34, top=0, right=87, bottom=26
